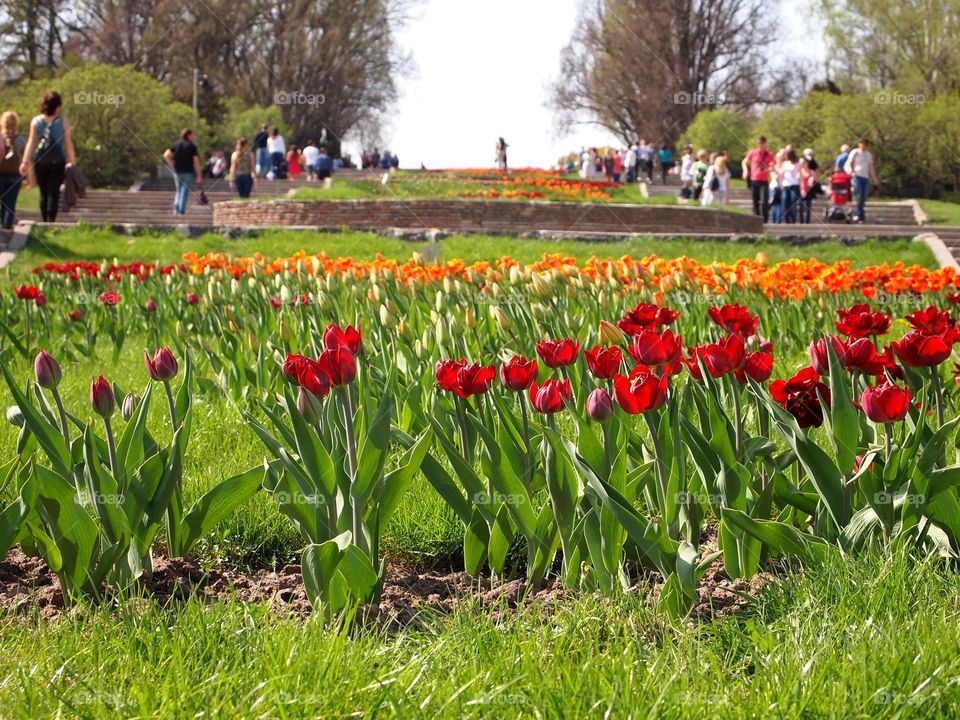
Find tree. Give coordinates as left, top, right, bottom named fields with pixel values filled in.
left=550, top=0, right=778, bottom=145
left=6, top=63, right=202, bottom=186
left=818, top=0, right=960, bottom=96
left=678, top=109, right=754, bottom=169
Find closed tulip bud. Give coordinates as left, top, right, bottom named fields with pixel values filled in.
left=311, top=257, right=321, bottom=275
left=412, top=251, right=425, bottom=264
left=493, top=306, right=512, bottom=331
left=231, top=278, right=240, bottom=296
left=145, top=299, right=157, bottom=313
left=34, top=349, right=62, bottom=390
left=248, top=331, right=259, bottom=351
left=598, top=290, right=607, bottom=306
left=6, top=405, right=24, bottom=427
left=372, top=284, right=382, bottom=302
left=229, top=320, right=240, bottom=333
left=464, top=307, right=476, bottom=328
left=380, top=304, right=394, bottom=328
left=90, top=375, right=115, bottom=419
left=366, top=287, right=376, bottom=302
left=296, top=386, right=323, bottom=425
left=224, top=306, right=234, bottom=321
left=317, top=291, right=331, bottom=310
left=435, top=290, right=446, bottom=312
left=175, top=320, right=185, bottom=337
left=280, top=285, right=292, bottom=304
left=443, top=277, right=453, bottom=294
left=121, top=392, right=140, bottom=421
left=435, top=318, right=447, bottom=346
left=661, top=275, right=675, bottom=293
left=397, top=320, right=408, bottom=337
left=586, top=388, right=614, bottom=422
left=279, top=320, right=291, bottom=342
left=144, top=347, right=179, bottom=381
left=509, top=265, right=522, bottom=284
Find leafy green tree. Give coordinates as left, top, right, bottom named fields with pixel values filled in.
left=678, top=109, right=754, bottom=170
left=210, top=99, right=290, bottom=153
left=7, top=63, right=205, bottom=186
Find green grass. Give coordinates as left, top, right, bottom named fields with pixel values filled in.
left=919, top=197, right=960, bottom=226
left=7, top=226, right=936, bottom=277
left=1, top=551, right=958, bottom=717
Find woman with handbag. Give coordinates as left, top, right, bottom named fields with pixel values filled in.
left=19, top=91, right=76, bottom=222
left=0, top=111, right=27, bottom=230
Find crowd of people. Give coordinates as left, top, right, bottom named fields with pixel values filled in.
left=359, top=148, right=399, bottom=171
left=563, top=135, right=879, bottom=223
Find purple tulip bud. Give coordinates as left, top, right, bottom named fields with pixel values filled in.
left=90, top=375, right=115, bottom=418
left=34, top=349, right=62, bottom=390
left=121, top=392, right=140, bottom=421
left=296, top=386, right=323, bottom=425
left=586, top=387, right=614, bottom=423
left=144, top=348, right=179, bottom=381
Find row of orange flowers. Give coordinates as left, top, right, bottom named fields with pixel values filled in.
left=34, top=252, right=960, bottom=300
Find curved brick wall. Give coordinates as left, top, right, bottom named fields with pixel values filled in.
left=213, top=199, right=763, bottom=235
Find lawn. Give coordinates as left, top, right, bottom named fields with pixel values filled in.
left=0, top=228, right=958, bottom=718
left=919, top=197, right=960, bottom=226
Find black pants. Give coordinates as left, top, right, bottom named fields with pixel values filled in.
left=0, top=173, right=22, bottom=229
left=35, top=162, right=66, bottom=222
left=235, top=173, right=253, bottom=198
left=751, top=180, right=769, bottom=222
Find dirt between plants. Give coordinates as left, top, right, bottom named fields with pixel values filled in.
left=0, top=545, right=772, bottom=627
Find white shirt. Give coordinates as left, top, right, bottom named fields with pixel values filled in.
left=680, top=154, right=695, bottom=180
left=780, top=160, right=800, bottom=187
left=267, top=135, right=286, bottom=154
left=846, top=149, right=873, bottom=178
left=302, top=145, right=320, bottom=166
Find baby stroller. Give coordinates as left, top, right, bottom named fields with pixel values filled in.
left=824, top=171, right=853, bottom=223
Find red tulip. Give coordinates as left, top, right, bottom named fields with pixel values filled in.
left=499, top=355, right=538, bottom=391
left=586, top=387, right=614, bottom=422
left=891, top=330, right=952, bottom=367
left=770, top=367, right=830, bottom=429
left=529, top=378, right=572, bottom=414
left=100, top=291, right=120, bottom=306
left=34, top=349, right=62, bottom=389
left=186, top=292, right=199, bottom=306
left=145, top=299, right=157, bottom=313
left=613, top=366, right=669, bottom=414
left=836, top=304, right=890, bottom=338
left=627, top=328, right=682, bottom=367
left=584, top=345, right=622, bottom=379
left=947, top=292, right=960, bottom=305
left=323, top=323, right=363, bottom=355
left=735, top=350, right=773, bottom=383
left=68, top=309, right=82, bottom=322
left=616, top=302, right=680, bottom=336
left=436, top=360, right=495, bottom=398
left=686, top=333, right=746, bottom=379
left=535, top=338, right=581, bottom=368
left=283, top=353, right=309, bottom=383
left=270, top=296, right=282, bottom=309
left=14, top=284, right=38, bottom=300
left=34, top=293, right=46, bottom=307
left=318, top=347, right=357, bottom=386
left=298, top=359, right=332, bottom=397
left=809, top=336, right=848, bottom=375
left=860, top=382, right=911, bottom=423
left=905, top=306, right=955, bottom=336
left=144, top=348, right=179, bottom=381
left=90, top=375, right=116, bottom=418
left=708, top=304, right=759, bottom=335
left=842, top=338, right=885, bottom=375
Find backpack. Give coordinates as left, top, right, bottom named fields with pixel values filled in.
left=34, top=117, right=65, bottom=166
left=709, top=174, right=720, bottom=192
left=0, top=135, right=21, bottom=174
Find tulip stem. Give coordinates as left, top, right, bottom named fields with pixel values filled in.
left=519, top=396, right=533, bottom=490
left=103, top=416, right=120, bottom=484
left=163, top=379, right=178, bottom=431
left=642, top=412, right=671, bottom=536
left=602, top=421, right=612, bottom=477
left=341, top=388, right=363, bottom=552
left=728, top=375, right=743, bottom=460
left=930, top=366, right=944, bottom=429
left=50, top=386, right=69, bottom=443
left=883, top=423, right=895, bottom=550
left=454, top=396, right=472, bottom=466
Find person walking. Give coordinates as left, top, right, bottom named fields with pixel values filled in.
left=267, top=127, right=286, bottom=178
left=844, top=137, right=880, bottom=223
left=287, top=145, right=301, bottom=180
left=163, top=128, right=202, bottom=215
left=742, top=136, right=775, bottom=222
left=701, top=155, right=731, bottom=206
left=625, top=142, right=638, bottom=183
left=229, top=137, right=256, bottom=199
left=799, top=148, right=820, bottom=224
left=0, top=111, right=26, bottom=230
left=19, top=91, right=75, bottom=223
left=679, top=145, right=694, bottom=198
left=692, top=149, right=709, bottom=201
left=495, top=137, right=508, bottom=171
left=302, top=139, right=320, bottom=181
left=252, top=123, right=269, bottom=178
left=602, top=149, right=615, bottom=182
left=639, top=140, right=654, bottom=182
left=779, top=148, right=802, bottom=224
left=657, top=144, right=674, bottom=184
left=612, top=149, right=623, bottom=183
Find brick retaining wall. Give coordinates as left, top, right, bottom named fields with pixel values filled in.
left=213, top=199, right=763, bottom=235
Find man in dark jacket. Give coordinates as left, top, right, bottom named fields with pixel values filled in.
left=252, top=123, right=269, bottom=178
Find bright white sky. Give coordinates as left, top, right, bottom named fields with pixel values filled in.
left=353, top=0, right=824, bottom=169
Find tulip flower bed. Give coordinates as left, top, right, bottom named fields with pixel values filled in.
left=3, top=229, right=960, bottom=715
